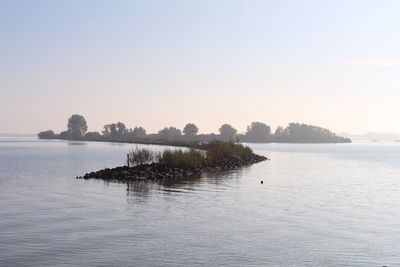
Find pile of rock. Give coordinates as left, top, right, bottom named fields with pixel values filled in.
left=78, top=153, right=269, bottom=181
left=209, top=154, right=269, bottom=170
left=78, top=163, right=196, bottom=181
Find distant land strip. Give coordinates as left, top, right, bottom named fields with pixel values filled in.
left=38, top=114, right=352, bottom=145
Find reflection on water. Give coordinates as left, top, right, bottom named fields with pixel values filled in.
left=1, top=138, right=400, bottom=266
left=67, top=141, right=87, bottom=146
left=124, top=171, right=237, bottom=203
left=126, top=181, right=155, bottom=201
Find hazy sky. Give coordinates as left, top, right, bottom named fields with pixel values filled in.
left=1, top=0, right=400, bottom=134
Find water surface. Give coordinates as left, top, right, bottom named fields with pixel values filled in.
left=1, top=137, right=400, bottom=266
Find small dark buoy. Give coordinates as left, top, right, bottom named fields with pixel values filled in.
left=260, top=180, right=263, bottom=184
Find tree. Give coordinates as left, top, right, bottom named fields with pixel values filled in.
left=183, top=123, right=199, bottom=137
left=280, top=123, right=351, bottom=143
left=219, top=124, right=237, bottom=141
left=101, top=123, right=126, bottom=138
left=245, top=122, right=271, bottom=142
left=132, top=127, right=146, bottom=138
left=67, top=114, right=88, bottom=139
left=274, top=126, right=284, bottom=136
left=59, top=131, right=69, bottom=139
left=116, top=122, right=127, bottom=136
left=109, top=123, right=117, bottom=137
left=158, top=127, right=182, bottom=140
left=37, top=130, right=57, bottom=139
left=85, top=131, right=102, bottom=139
left=102, top=124, right=111, bottom=137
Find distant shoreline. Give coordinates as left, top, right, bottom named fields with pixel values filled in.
left=37, top=114, right=352, bottom=144
left=39, top=136, right=352, bottom=146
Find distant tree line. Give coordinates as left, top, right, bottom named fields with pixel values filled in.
left=38, top=114, right=351, bottom=143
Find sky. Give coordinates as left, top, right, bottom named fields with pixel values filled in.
left=1, top=0, right=400, bottom=134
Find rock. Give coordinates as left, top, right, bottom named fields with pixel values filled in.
left=78, top=153, right=269, bottom=182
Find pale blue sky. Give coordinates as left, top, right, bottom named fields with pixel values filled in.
left=1, top=0, right=400, bottom=134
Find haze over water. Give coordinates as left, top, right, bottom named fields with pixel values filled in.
left=1, top=137, right=400, bottom=266
left=2, top=1, right=400, bottom=134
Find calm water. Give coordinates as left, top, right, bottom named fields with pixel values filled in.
left=1, top=138, right=400, bottom=266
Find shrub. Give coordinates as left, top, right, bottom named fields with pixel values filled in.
left=205, top=140, right=253, bottom=161
left=37, top=130, right=57, bottom=139
left=128, top=141, right=253, bottom=168
left=157, top=148, right=206, bottom=169
left=84, top=131, right=102, bottom=140
left=128, top=146, right=155, bottom=166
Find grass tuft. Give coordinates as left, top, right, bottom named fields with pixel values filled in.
left=157, top=149, right=206, bottom=169
left=128, top=146, right=155, bottom=166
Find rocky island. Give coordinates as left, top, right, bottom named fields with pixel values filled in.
left=78, top=141, right=268, bottom=181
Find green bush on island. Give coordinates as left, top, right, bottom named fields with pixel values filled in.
left=204, top=140, right=253, bottom=161
left=128, top=146, right=155, bottom=166
left=157, top=149, right=206, bottom=169
left=126, top=141, right=256, bottom=169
